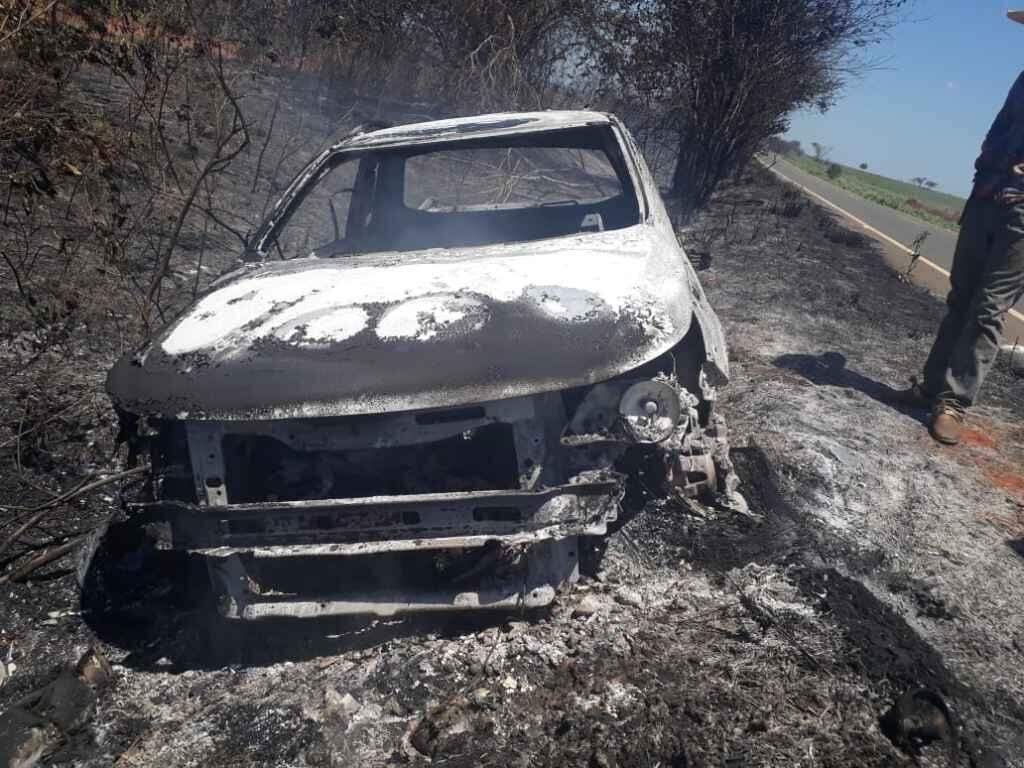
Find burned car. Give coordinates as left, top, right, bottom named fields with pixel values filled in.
left=107, top=111, right=742, bottom=621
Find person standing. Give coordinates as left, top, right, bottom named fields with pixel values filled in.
left=899, top=10, right=1024, bottom=444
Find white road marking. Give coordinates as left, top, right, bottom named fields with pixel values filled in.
left=765, top=162, right=1024, bottom=331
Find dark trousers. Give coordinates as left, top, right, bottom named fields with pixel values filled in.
left=923, top=196, right=1024, bottom=406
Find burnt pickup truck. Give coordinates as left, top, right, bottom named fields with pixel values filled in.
left=107, top=111, right=742, bottom=620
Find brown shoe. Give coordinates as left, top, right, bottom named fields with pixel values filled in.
left=929, top=401, right=966, bottom=445
left=890, top=378, right=933, bottom=409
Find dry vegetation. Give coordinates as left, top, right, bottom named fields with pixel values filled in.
left=782, top=151, right=965, bottom=231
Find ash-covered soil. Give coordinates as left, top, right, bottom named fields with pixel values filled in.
left=2, top=161, right=1023, bottom=767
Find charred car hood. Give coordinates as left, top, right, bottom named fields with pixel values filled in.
left=107, top=227, right=697, bottom=419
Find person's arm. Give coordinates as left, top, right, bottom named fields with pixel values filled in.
left=976, top=72, right=1024, bottom=182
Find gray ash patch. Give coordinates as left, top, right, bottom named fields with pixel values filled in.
left=208, top=703, right=324, bottom=766
left=691, top=167, right=1024, bottom=760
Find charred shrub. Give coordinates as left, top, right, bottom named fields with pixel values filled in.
left=812, top=207, right=868, bottom=248
left=774, top=187, right=806, bottom=218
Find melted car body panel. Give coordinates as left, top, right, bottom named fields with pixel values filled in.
left=108, top=227, right=692, bottom=420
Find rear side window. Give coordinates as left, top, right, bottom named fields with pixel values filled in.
left=405, top=146, right=624, bottom=211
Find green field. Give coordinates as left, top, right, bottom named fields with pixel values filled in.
left=784, top=154, right=966, bottom=231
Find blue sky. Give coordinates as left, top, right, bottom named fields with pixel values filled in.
left=786, top=0, right=1023, bottom=197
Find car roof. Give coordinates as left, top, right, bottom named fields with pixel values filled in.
left=342, top=110, right=615, bottom=150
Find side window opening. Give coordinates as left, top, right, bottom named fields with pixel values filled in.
left=265, top=160, right=360, bottom=260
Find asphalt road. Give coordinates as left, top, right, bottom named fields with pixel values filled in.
left=770, top=156, right=960, bottom=265
left=769, top=156, right=1024, bottom=315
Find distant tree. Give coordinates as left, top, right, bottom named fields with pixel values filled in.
left=911, top=177, right=928, bottom=187
left=924, top=180, right=938, bottom=189
left=811, top=142, right=828, bottom=162
left=859, top=163, right=868, bottom=170
left=826, top=163, right=842, bottom=180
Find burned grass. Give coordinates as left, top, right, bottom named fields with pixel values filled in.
left=687, top=167, right=1024, bottom=764
left=1, top=164, right=1023, bottom=766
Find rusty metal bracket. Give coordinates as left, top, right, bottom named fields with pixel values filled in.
left=186, top=422, right=227, bottom=506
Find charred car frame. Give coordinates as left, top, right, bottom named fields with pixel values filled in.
left=107, top=111, right=741, bottom=620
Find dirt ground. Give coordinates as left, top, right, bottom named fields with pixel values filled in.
left=2, top=149, right=1024, bottom=764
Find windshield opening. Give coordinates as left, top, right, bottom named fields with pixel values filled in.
left=262, top=125, right=641, bottom=259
